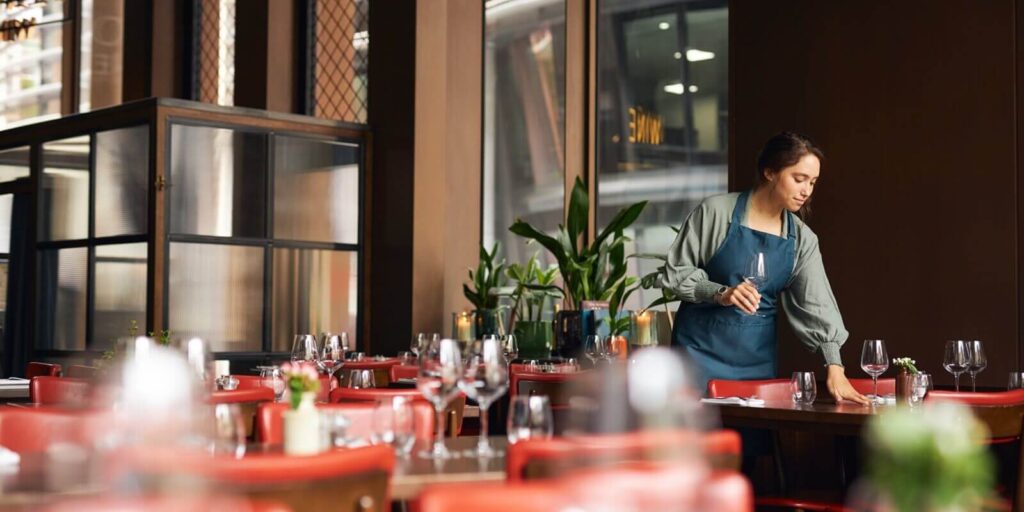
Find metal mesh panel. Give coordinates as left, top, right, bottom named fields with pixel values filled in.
left=195, top=0, right=235, bottom=106
left=312, top=0, right=368, bottom=123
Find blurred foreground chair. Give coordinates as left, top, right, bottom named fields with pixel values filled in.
left=330, top=387, right=465, bottom=436
left=0, top=407, right=105, bottom=453
left=389, top=364, right=417, bottom=382
left=26, top=362, right=61, bottom=379
left=45, top=495, right=292, bottom=512
left=255, top=400, right=435, bottom=445
left=30, top=376, right=91, bottom=407
left=506, top=428, right=742, bottom=481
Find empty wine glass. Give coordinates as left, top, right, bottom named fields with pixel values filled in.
left=347, top=369, right=376, bottom=389
left=507, top=395, right=553, bottom=444
left=210, top=403, right=246, bottom=458
left=417, top=338, right=463, bottom=459
left=259, top=366, right=285, bottom=402
left=909, top=372, right=932, bottom=407
left=291, top=334, right=320, bottom=365
left=744, top=252, right=768, bottom=317
left=584, top=335, right=606, bottom=367
left=501, top=334, right=519, bottom=364
left=411, top=332, right=439, bottom=357
left=320, top=333, right=349, bottom=389
left=372, top=397, right=416, bottom=456
left=860, top=339, right=889, bottom=403
left=944, top=340, right=970, bottom=392
left=1010, top=372, right=1024, bottom=390
left=967, top=340, right=987, bottom=392
left=459, top=336, right=509, bottom=457
left=604, top=335, right=621, bottom=362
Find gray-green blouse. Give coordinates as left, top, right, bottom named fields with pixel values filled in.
left=660, top=192, right=847, bottom=367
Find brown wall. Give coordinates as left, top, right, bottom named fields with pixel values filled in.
left=730, top=0, right=1018, bottom=387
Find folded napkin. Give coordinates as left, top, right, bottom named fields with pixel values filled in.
left=0, top=446, right=20, bottom=468
left=700, top=397, right=766, bottom=407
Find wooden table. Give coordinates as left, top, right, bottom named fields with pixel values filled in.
left=391, top=436, right=507, bottom=500
left=709, top=399, right=879, bottom=436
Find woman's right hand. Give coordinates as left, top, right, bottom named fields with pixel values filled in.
left=717, top=282, right=761, bottom=314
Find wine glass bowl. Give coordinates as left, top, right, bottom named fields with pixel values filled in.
left=417, top=338, right=464, bottom=459
left=291, top=334, right=320, bottom=365
left=967, top=340, right=987, bottom=392
left=943, top=340, right=970, bottom=392
left=459, top=336, right=509, bottom=457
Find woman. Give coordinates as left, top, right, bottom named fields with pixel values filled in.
left=663, top=132, right=867, bottom=405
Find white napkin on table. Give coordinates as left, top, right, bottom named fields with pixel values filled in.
left=700, top=397, right=766, bottom=407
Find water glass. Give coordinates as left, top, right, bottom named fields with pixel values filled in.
left=967, top=340, right=987, bottom=392
left=320, top=409, right=352, bottom=449
left=565, top=358, right=580, bottom=372
left=909, top=372, right=932, bottom=407
left=259, top=366, right=285, bottom=402
left=411, top=333, right=440, bottom=357
left=943, top=340, right=970, bottom=392
left=507, top=395, right=553, bottom=444
left=320, top=333, right=349, bottom=381
left=1009, top=372, right=1024, bottom=390
left=860, top=339, right=889, bottom=403
left=744, top=252, right=768, bottom=316
left=347, top=369, right=376, bottom=389
left=372, top=397, right=416, bottom=456
left=211, top=404, right=246, bottom=458
left=502, top=334, right=519, bottom=363
left=791, top=372, right=816, bottom=405
left=397, top=351, right=416, bottom=365
left=584, top=335, right=607, bottom=366
left=291, top=334, right=320, bottom=364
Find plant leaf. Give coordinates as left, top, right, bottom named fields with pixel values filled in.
left=566, top=176, right=588, bottom=257
left=594, top=201, right=647, bottom=249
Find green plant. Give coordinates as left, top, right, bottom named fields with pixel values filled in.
left=463, top=243, right=507, bottom=310
left=892, top=357, right=919, bottom=373
left=509, top=176, right=646, bottom=311
left=505, top=253, right=562, bottom=330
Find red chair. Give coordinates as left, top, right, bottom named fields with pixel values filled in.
left=44, top=495, right=292, bottom=512
left=26, top=362, right=61, bottom=379
left=389, top=364, right=417, bottom=382
left=30, top=376, right=92, bottom=406
left=330, top=387, right=465, bottom=436
left=506, top=428, right=742, bottom=481
left=849, top=378, right=895, bottom=396
left=256, top=401, right=435, bottom=445
left=338, top=359, right=400, bottom=388
left=0, top=407, right=106, bottom=453
left=65, top=365, right=99, bottom=380
left=209, top=388, right=275, bottom=405
left=707, top=378, right=792, bottom=401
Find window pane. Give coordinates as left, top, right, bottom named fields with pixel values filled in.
left=311, top=0, right=368, bottom=122
left=41, top=136, right=90, bottom=241
left=79, top=0, right=125, bottom=112
left=0, top=146, right=31, bottom=183
left=169, top=125, right=267, bottom=238
left=0, top=195, right=12, bottom=254
left=95, top=125, right=149, bottom=237
left=93, top=243, right=147, bottom=350
left=195, top=0, right=236, bottom=106
left=0, top=1, right=65, bottom=129
left=273, top=136, right=360, bottom=244
left=595, top=1, right=728, bottom=308
left=271, top=248, right=357, bottom=351
left=483, top=0, right=566, bottom=266
left=38, top=247, right=88, bottom=350
left=168, top=242, right=263, bottom=352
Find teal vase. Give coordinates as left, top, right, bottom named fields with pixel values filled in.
left=514, top=320, right=553, bottom=359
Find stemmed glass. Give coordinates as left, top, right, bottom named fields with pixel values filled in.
left=459, top=336, right=509, bottom=457
left=259, top=367, right=285, bottom=402
left=943, top=340, right=970, bottom=392
left=860, top=339, right=889, bottom=403
left=744, top=252, right=768, bottom=317
left=584, top=335, right=606, bottom=367
left=909, top=372, right=932, bottom=407
left=320, top=333, right=349, bottom=390
left=604, top=335, right=621, bottom=362
left=291, top=334, right=320, bottom=365
left=417, top=338, right=464, bottom=459
left=1010, top=372, right=1024, bottom=390
left=411, top=332, right=440, bottom=358
left=501, top=334, right=519, bottom=364
left=967, top=340, right=987, bottom=392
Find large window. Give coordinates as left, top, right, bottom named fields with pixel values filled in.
left=482, top=0, right=566, bottom=266
left=0, top=1, right=65, bottom=128
left=306, top=0, right=369, bottom=123
left=79, top=0, right=125, bottom=112
left=596, top=0, right=728, bottom=309
left=194, top=0, right=236, bottom=106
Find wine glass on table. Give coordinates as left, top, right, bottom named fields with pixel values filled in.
left=967, top=340, right=987, bottom=392
left=860, top=339, right=889, bottom=404
left=320, top=333, right=349, bottom=390
left=459, top=336, right=509, bottom=457
left=291, top=334, right=320, bottom=365
left=744, top=252, right=768, bottom=317
left=416, top=338, right=463, bottom=459
left=944, top=340, right=970, bottom=392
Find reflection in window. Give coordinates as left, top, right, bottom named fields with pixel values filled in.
left=483, top=0, right=566, bottom=266
left=169, top=125, right=267, bottom=238
left=38, top=247, right=88, bottom=350
left=273, top=136, right=360, bottom=244
left=596, top=1, right=728, bottom=308
left=0, top=147, right=31, bottom=183
left=271, top=248, right=357, bottom=351
left=0, top=1, right=65, bottom=129
left=169, top=242, right=263, bottom=352
left=79, top=0, right=124, bottom=112
left=93, top=243, right=147, bottom=349
left=95, top=126, right=148, bottom=237
left=41, top=136, right=90, bottom=241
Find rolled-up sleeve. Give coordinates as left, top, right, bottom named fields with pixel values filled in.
left=660, top=203, right=727, bottom=304
left=780, top=230, right=849, bottom=367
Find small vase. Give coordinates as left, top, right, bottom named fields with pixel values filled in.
left=283, top=392, right=321, bottom=455
left=895, top=369, right=912, bottom=403
left=513, top=320, right=553, bottom=359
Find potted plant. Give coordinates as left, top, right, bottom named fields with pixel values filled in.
left=509, top=176, right=646, bottom=358
left=463, top=243, right=508, bottom=338
left=892, top=357, right=919, bottom=402
left=505, top=254, right=561, bottom=359
left=280, top=361, right=322, bottom=455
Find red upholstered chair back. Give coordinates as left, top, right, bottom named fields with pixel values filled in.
left=506, top=429, right=742, bottom=482
left=338, top=359, right=399, bottom=388
left=0, top=408, right=105, bottom=453
left=706, top=378, right=792, bottom=402
left=30, top=376, right=92, bottom=406
left=209, top=388, right=275, bottom=405
left=256, top=401, right=435, bottom=445
left=927, top=389, right=1024, bottom=407
left=64, top=365, right=98, bottom=380
left=389, top=364, right=417, bottom=382
left=44, top=496, right=292, bottom=512
left=414, top=482, right=565, bottom=512
left=330, top=387, right=465, bottom=436
left=26, top=362, right=61, bottom=379
left=849, top=378, right=895, bottom=396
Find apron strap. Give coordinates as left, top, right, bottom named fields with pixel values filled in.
left=731, top=191, right=750, bottom=225
left=785, top=210, right=797, bottom=239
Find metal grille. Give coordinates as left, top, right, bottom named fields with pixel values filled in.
left=195, top=0, right=235, bottom=106
left=311, top=0, right=368, bottom=123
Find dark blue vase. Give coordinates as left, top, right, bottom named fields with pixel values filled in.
left=553, top=310, right=583, bottom=360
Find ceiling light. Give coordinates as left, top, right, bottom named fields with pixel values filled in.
left=686, top=49, right=715, bottom=62
left=663, top=82, right=685, bottom=95
left=688, top=85, right=698, bottom=93
left=658, top=22, right=670, bottom=30
left=673, top=51, right=682, bottom=60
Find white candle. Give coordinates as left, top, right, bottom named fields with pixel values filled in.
left=214, top=360, right=231, bottom=378
left=456, top=313, right=473, bottom=341
left=635, top=311, right=652, bottom=346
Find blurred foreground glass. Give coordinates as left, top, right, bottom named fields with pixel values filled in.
left=791, top=372, right=816, bottom=405
left=372, top=397, right=416, bottom=457
left=417, top=339, right=464, bottom=459
left=943, top=340, right=970, bottom=392
left=347, top=369, right=375, bottom=389
left=1009, top=372, right=1024, bottom=390
left=507, top=395, right=553, bottom=444
left=211, top=404, right=246, bottom=458
left=259, top=367, right=285, bottom=401
left=460, top=337, right=509, bottom=457
left=320, top=409, right=351, bottom=449
left=909, top=372, right=932, bottom=407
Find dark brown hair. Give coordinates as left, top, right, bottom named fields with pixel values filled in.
left=756, top=131, right=824, bottom=218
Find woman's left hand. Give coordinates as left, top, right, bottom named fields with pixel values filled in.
left=826, top=365, right=869, bottom=405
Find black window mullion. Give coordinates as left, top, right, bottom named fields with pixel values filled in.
left=263, top=133, right=275, bottom=353
left=85, top=133, right=96, bottom=349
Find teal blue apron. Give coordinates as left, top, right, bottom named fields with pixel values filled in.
left=673, top=191, right=797, bottom=392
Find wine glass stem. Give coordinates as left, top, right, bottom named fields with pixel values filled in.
left=872, top=375, right=878, bottom=398
left=955, top=373, right=961, bottom=392
left=434, top=407, right=446, bottom=454
left=971, top=373, right=977, bottom=392
left=477, top=403, right=491, bottom=453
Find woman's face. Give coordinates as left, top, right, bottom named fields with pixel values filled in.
left=765, top=153, right=820, bottom=212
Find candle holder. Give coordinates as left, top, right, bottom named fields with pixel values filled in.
left=452, top=311, right=475, bottom=341
left=630, top=310, right=658, bottom=351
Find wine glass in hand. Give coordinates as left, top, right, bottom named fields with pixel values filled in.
left=943, top=340, right=970, bottom=392
left=860, top=339, right=889, bottom=403
left=743, top=252, right=768, bottom=317
left=967, top=340, right=987, bottom=392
